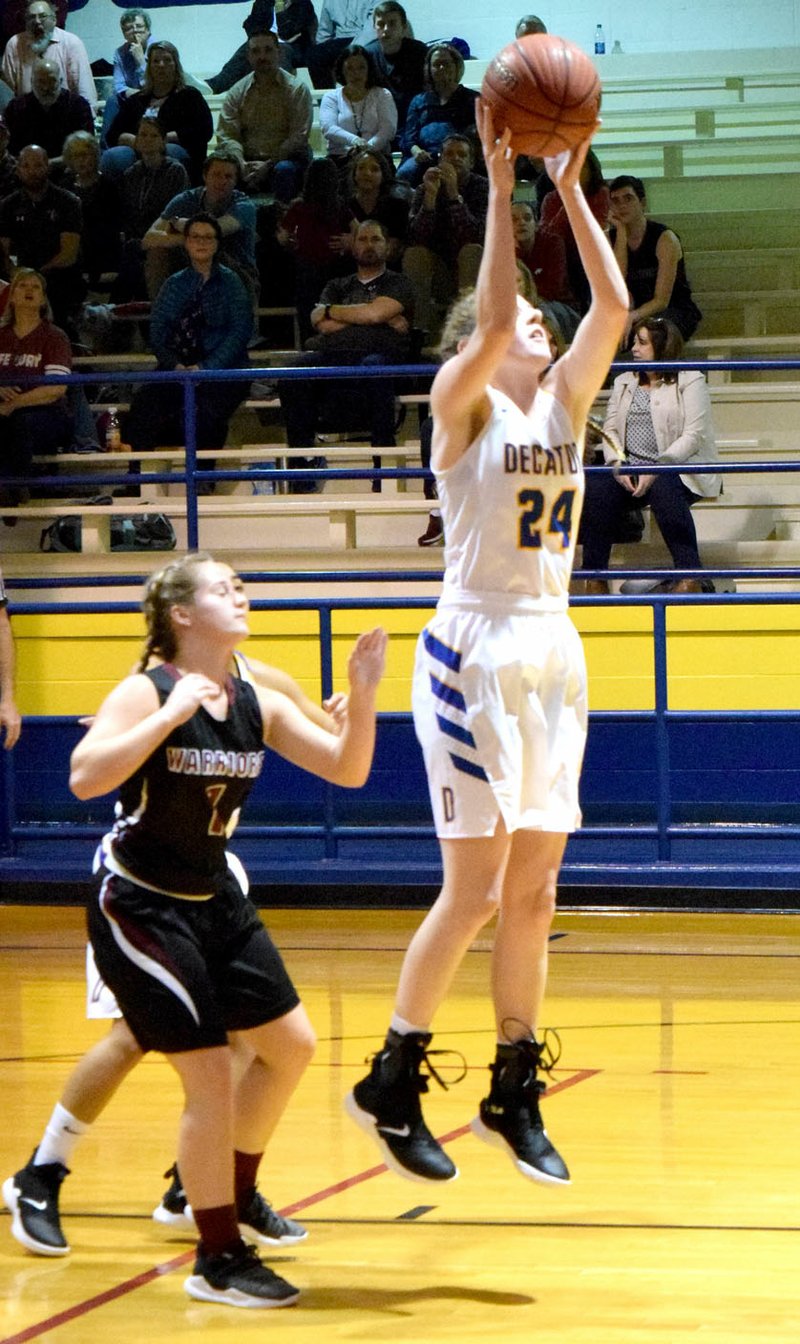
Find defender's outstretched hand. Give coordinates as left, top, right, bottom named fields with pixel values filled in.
left=347, top=628, right=387, bottom=692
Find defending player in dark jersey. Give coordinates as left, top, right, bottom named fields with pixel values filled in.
left=5, top=553, right=385, bottom=1310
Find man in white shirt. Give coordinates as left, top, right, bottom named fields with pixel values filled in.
left=1, top=0, right=96, bottom=114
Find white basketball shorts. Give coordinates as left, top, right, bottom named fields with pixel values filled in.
left=412, top=604, right=588, bottom=838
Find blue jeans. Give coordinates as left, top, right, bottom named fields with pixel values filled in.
left=100, top=143, right=190, bottom=181
left=581, top=468, right=703, bottom=571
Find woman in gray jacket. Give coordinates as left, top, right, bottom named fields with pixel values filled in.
left=581, top=316, right=720, bottom=593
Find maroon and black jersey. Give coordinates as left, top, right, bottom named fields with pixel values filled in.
left=108, top=664, right=265, bottom=897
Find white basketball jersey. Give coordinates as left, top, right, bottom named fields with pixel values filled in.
left=436, top=385, right=584, bottom=613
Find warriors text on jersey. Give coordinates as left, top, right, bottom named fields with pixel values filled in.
left=107, top=664, right=265, bottom=897
left=436, top=385, right=584, bottom=612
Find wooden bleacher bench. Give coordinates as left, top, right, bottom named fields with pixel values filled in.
left=31, top=443, right=425, bottom=496
left=3, top=495, right=434, bottom=552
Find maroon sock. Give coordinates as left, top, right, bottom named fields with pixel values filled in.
left=192, top=1204, right=243, bottom=1257
left=234, top=1149, right=263, bottom=1214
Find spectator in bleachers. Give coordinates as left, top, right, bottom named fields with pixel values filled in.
left=0, top=267, right=72, bottom=510
left=5, top=57, right=92, bottom=164
left=124, top=213, right=252, bottom=465
left=273, top=0, right=318, bottom=70
left=61, top=131, right=121, bottom=287
left=608, top=174, right=702, bottom=344
left=279, top=217, right=415, bottom=491
left=1, top=0, right=66, bottom=50
left=319, top=44, right=396, bottom=166
left=396, top=43, right=478, bottom=186
left=103, top=41, right=213, bottom=185
left=539, top=148, right=608, bottom=312
left=511, top=200, right=572, bottom=303
left=113, top=8, right=153, bottom=99
left=342, top=147, right=409, bottom=261
left=142, top=149, right=258, bottom=308
left=111, top=118, right=188, bottom=301
left=2, top=1, right=96, bottom=113
left=580, top=317, right=721, bottom=595
left=216, top=29, right=311, bottom=202
left=309, top=0, right=377, bottom=89
left=515, top=14, right=547, bottom=37
left=277, top=156, right=351, bottom=342
left=0, top=143, right=83, bottom=332
left=0, top=78, right=12, bottom=115
left=0, top=114, right=18, bottom=197
left=402, top=132, right=486, bottom=340
left=204, top=1, right=302, bottom=93
left=100, top=9, right=154, bottom=148
left=364, top=2, right=426, bottom=138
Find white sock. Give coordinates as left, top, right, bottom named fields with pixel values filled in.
left=390, top=1013, right=430, bottom=1037
left=34, top=1103, right=90, bottom=1168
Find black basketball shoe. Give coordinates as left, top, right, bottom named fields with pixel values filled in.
left=471, top=1030, right=570, bottom=1185
left=238, top=1188, right=308, bottom=1246
left=184, top=1242, right=300, bottom=1309
left=152, top=1163, right=193, bottom=1229
left=345, top=1029, right=462, bottom=1183
left=2, top=1152, right=71, bottom=1256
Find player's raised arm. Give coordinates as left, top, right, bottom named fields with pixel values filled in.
left=429, top=102, right=517, bottom=465
left=544, top=134, right=629, bottom=428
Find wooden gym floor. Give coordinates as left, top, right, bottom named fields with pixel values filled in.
left=1, top=904, right=798, bottom=1343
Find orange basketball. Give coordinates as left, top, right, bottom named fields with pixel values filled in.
left=481, top=33, right=601, bottom=158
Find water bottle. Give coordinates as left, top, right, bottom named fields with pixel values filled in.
left=105, top=406, right=121, bottom=452
left=594, top=24, right=606, bottom=54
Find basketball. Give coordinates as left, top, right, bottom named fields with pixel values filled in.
left=481, top=33, right=601, bottom=158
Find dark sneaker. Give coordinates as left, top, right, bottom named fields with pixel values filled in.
left=2, top=1153, right=70, bottom=1256
left=152, top=1163, right=194, bottom=1230
left=184, top=1242, right=300, bottom=1309
left=344, top=1029, right=461, bottom=1183
left=418, top=512, right=444, bottom=547
left=238, top=1188, right=308, bottom=1247
left=471, top=1031, right=570, bottom=1185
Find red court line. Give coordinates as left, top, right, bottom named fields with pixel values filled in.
left=1, top=1251, right=192, bottom=1344
left=2, top=1068, right=599, bottom=1342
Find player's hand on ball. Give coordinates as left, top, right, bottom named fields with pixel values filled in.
left=476, top=99, right=514, bottom=193
left=544, top=128, right=599, bottom=191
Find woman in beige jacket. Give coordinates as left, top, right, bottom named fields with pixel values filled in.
left=581, top=316, right=721, bottom=593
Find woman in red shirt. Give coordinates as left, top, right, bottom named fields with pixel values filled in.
left=0, top=268, right=72, bottom=508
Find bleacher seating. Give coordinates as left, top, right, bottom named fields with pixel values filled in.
left=2, top=45, right=798, bottom=587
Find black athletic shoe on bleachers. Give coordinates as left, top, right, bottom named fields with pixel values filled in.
left=470, top=1031, right=570, bottom=1185
left=184, top=1242, right=300, bottom=1309
left=345, top=1029, right=460, bottom=1183
left=2, top=1152, right=71, bottom=1256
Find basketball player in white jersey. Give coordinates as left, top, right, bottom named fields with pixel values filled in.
left=345, top=101, right=628, bottom=1185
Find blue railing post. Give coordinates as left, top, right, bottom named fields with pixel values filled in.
left=0, top=747, right=15, bottom=856
left=183, top=375, right=199, bottom=550
left=317, top=605, right=337, bottom=859
left=652, top=601, right=672, bottom=861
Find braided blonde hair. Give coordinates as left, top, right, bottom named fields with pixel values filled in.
left=136, top=551, right=214, bottom=672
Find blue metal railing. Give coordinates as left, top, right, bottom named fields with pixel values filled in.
left=2, top=354, right=800, bottom=889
